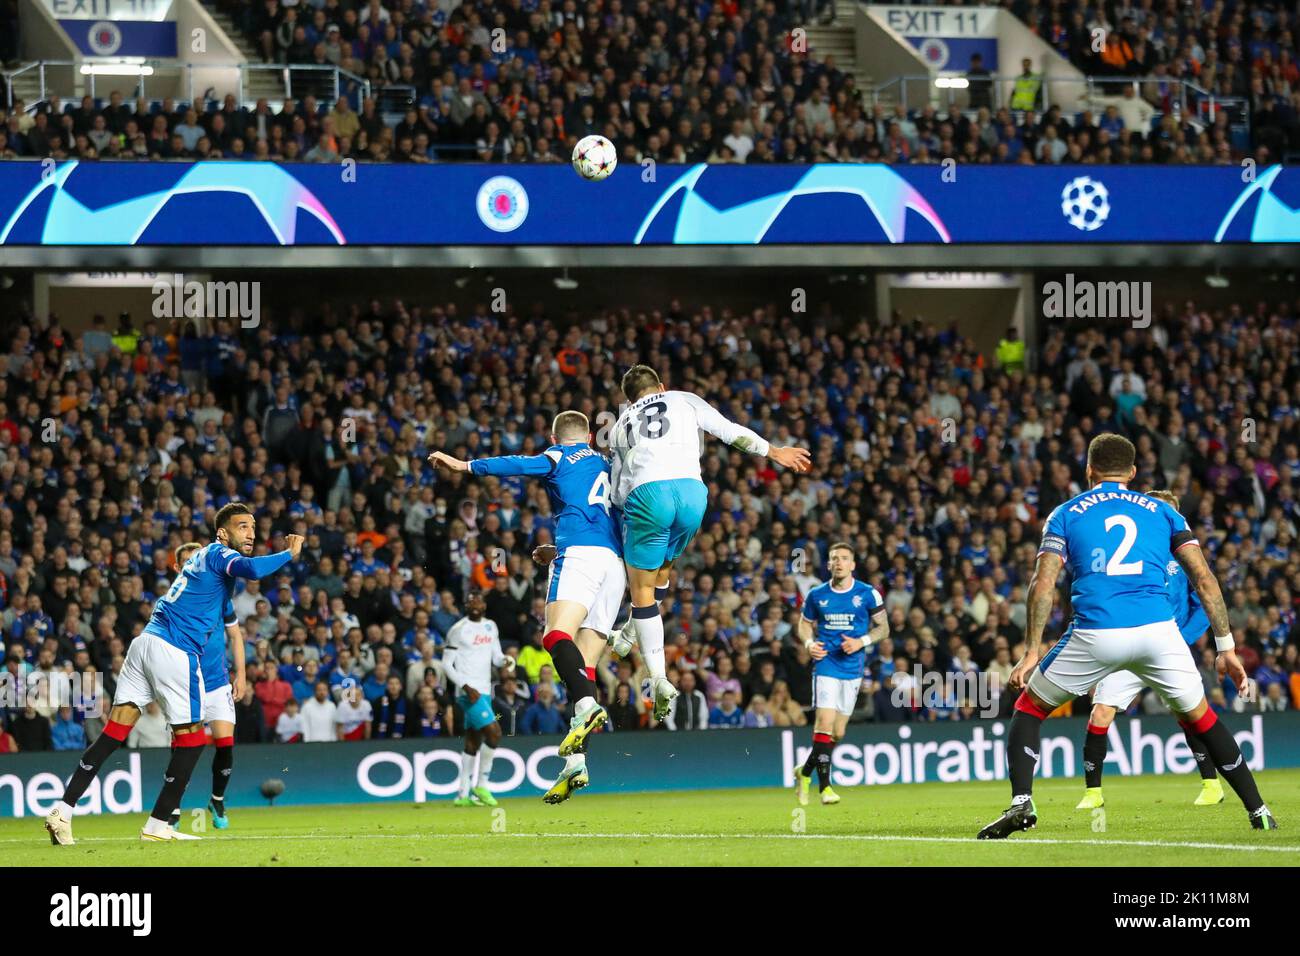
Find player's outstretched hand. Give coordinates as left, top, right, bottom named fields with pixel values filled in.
left=770, top=446, right=812, bottom=473
left=808, top=641, right=828, bottom=660
left=531, top=543, right=557, bottom=566
left=464, top=686, right=481, bottom=704
left=285, top=534, right=305, bottom=559
left=502, top=656, right=516, bottom=673
left=428, top=451, right=470, bottom=473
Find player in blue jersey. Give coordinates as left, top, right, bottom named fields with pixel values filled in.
left=978, top=435, right=1276, bottom=839
left=163, top=542, right=247, bottom=832
left=45, top=503, right=303, bottom=846
left=1075, top=490, right=1224, bottom=810
left=793, top=542, right=888, bottom=806
left=428, top=410, right=625, bottom=803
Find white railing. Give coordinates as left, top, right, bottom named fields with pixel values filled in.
left=869, top=73, right=1247, bottom=131
left=3, top=60, right=371, bottom=111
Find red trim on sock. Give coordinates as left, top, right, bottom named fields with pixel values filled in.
left=1187, top=709, right=1218, bottom=736
left=103, top=720, right=132, bottom=742
left=584, top=667, right=596, bottom=682
left=812, top=732, right=834, bottom=744
left=214, top=736, right=234, bottom=748
left=1086, top=722, right=1109, bottom=736
left=173, top=730, right=208, bottom=748
left=1014, top=692, right=1049, bottom=721
left=542, top=629, right=572, bottom=653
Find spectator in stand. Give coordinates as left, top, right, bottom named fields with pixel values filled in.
left=276, top=697, right=305, bottom=742
left=299, top=682, right=338, bottom=742
left=519, top=682, right=565, bottom=735
left=9, top=704, right=52, bottom=751
left=709, top=689, right=745, bottom=729
left=0, top=717, right=18, bottom=753
left=335, top=682, right=373, bottom=740
left=607, top=681, right=642, bottom=732
left=768, top=682, right=807, bottom=728
left=126, top=702, right=170, bottom=749
left=664, top=671, right=709, bottom=731
left=254, top=661, right=295, bottom=732
left=492, top=673, right=529, bottom=736
left=744, top=694, right=776, bottom=728
left=372, top=675, right=409, bottom=738
left=50, top=705, right=85, bottom=752
left=235, top=684, right=266, bottom=744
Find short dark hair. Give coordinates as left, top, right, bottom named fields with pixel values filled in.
left=214, top=502, right=253, bottom=534
left=1087, top=433, right=1135, bottom=477
left=621, top=364, right=661, bottom=401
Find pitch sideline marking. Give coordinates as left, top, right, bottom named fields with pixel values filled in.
left=3, top=831, right=1298, bottom=854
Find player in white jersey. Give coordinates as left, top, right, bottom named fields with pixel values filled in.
left=608, top=364, right=810, bottom=719
left=441, top=590, right=516, bottom=807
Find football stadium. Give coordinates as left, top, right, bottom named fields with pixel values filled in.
left=2, top=0, right=1300, bottom=918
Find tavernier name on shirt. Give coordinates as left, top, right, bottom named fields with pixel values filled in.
left=1068, top=490, right=1159, bottom=516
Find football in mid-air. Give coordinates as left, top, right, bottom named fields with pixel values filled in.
left=572, top=135, right=618, bottom=181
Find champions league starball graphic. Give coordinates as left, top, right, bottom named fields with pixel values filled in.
left=1215, top=165, right=1300, bottom=242
left=0, top=161, right=346, bottom=245
left=634, top=164, right=952, bottom=244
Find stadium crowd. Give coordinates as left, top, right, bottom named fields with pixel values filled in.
left=2, top=292, right=1300, bottom=754
left=2, top=0, right=1295, bottom=163
left=1007, top=0, right=1300, bottom=161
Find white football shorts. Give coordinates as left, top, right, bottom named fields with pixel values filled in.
left=546, top=544, right=627, bottom=635
left=1028, top=618, right=1203, bottom=714
left=114, top=631, right=207, bottom=726
left=813, top=674, right=862, bottom=716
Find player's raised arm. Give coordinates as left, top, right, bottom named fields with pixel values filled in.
left=221, top=534, right=303, bottom=580
left=681, top=392, right=810, bottom=472
left=428, top=449, right=558, bottom=476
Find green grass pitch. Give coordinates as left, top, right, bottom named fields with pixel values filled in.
left=6, top=769, right=1299, bottom=867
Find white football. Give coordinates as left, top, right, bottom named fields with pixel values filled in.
left=572, top=134, right=618, bottom=181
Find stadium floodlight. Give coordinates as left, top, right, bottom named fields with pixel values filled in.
left=80, top=63, right=155, bottom=77
left=935, top=77, right=970, bottom=89
left=553, top=267, right=578, bottom=290
left=1204, top=271, right=1229, bottom=288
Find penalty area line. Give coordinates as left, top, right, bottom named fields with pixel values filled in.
left=2, top=831, right=1297, bottom=854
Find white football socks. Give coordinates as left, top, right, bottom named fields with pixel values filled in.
left=459, top=751, right=475, bottom=797
left=634, top=605, right=666, bottom=681
left=476, top=746, right=495, bottom=787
